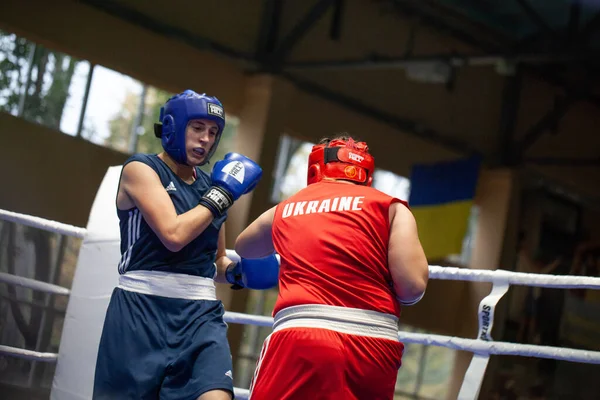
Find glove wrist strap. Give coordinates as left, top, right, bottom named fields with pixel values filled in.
left=199, top=186, right=234, bottom=217
left=225, top=262, right=244, bottom=290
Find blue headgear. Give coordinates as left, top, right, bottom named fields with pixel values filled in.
left=153, top=90, right=226, bottom=165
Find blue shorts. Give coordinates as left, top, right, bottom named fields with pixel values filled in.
left=93, top=288, right=234, bottom=400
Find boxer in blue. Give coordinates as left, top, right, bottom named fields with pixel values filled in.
left=93, top=90, right=279, bottom=400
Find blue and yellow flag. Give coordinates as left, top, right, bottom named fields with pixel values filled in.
left=408, top=156, right=481, bottom=260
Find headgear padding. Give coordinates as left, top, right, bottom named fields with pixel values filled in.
left=154, top=90, right=225, bottom=165
left=307, top=138, right=374, bottom=186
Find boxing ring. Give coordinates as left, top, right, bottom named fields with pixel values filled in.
left=1, top=166, right=600, bottom=400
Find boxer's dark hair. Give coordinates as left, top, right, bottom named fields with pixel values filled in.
left=318, top=133, right=363, bottom=146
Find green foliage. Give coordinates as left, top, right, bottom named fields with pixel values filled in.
left=0, top=32, right=31, bottom=113
left=0, top=30, right=81, bottom=129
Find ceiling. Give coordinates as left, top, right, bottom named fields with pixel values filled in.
left=435, top=0, right=600, bottom=41
left=80, top=0, right=600, bottom=201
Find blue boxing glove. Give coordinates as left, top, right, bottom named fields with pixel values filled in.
left=199, top=152, right=263, bottom=217
left=226, top=253, right=279, bottom=290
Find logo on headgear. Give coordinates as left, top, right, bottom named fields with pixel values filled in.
left=344, top=166, right=357, bottom=178
left=207, top=103, right=224, bottom=119
left=348, top=152, right=364, bottom=163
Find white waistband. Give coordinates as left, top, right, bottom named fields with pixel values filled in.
left=118, top=270, right=216, bottom=300
left=273, top=304, right=399, bottom=341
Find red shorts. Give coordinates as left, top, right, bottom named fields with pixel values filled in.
left=249, top=327, right=403, bottom=400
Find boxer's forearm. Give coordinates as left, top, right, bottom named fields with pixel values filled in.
left=214, top=255, right=234, bottom=284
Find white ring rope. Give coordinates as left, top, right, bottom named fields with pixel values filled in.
left=2, top=310, right=600, bottom=364
left=0, top=208, right=87, bottom=239
left=227, top=313, right=600, bottom=364
left=0, top=344, right=58, bottom=362
left=429, top=265, right=600, bottom=289
left=224, top=311, right=275, bottom=327
left=2, top=208, right=600, bottom=289
left=0, top=271, right=71, bottom=296
left=233, top=388, right=249, bottom=399
left=5, top=266, right=599, bottom=296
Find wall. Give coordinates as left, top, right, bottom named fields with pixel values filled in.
left=0, top=113, right=128, bottom=226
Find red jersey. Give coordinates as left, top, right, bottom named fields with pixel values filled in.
left=271, top=181, right=405, bottom=318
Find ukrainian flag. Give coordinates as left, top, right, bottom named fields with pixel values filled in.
left=408, top=156, right=481, bottom=260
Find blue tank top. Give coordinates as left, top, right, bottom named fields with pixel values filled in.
left=116, top=154, right=227, bottom=278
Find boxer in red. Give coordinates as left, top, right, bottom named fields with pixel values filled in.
left=235, top=135, right=429, bottom=399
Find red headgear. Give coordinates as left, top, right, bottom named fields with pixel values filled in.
left=307, top=138, right=375, bottom=186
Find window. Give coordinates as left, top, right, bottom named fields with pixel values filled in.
left=372, top=169, right=411, bottom=201
left=78, top=66, right=146, bottom=146
left=58, top=61, right=92, bottom=136
left=0, top=30, right=238, bottom=158
left=0, top=31, right=87, bottom=131
left=270, top=134, right=314, bottom=202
